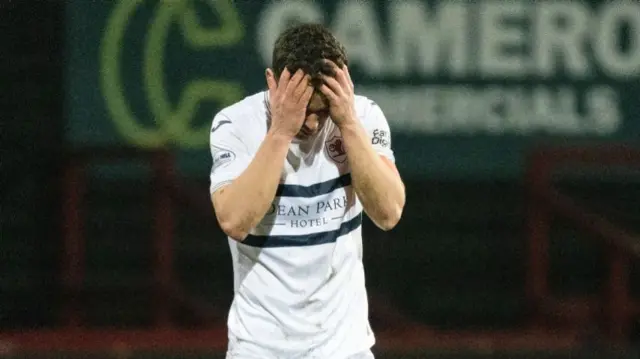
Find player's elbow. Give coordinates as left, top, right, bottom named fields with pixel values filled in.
left=212, top=189, right=249, bottom=241
left=212, top=205, right=248, bottom=241
left=376, top=204, right=403, bottom=231
left=218, top=217, right=249, bottom=241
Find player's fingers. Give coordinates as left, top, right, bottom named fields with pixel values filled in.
left=293, top=75, right=310, bottom=99
left=265, top=68, right=277, bottom=97
left=319, top=84, right=339, bottom=104
left=344, top=66, right=354, bottom=90
left=325, top=60, right=349, bottom=90
left=278, top=68, right=291, bottom=91
left=298, top=85, right=314, bottom=105
left=286, top=69, right=305, bottom=94
left=322, top=75, right=345, bottom=98
left=335, top=69, right=350, bottom=90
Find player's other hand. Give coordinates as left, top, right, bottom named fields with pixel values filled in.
left=265, top=68, right=314, bottom=140
left=319, top=60, right=357, bottom=127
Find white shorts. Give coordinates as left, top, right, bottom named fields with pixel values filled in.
left=226, top=349, right=374, bottom=359
left=347, top=350, right=375, bottom=359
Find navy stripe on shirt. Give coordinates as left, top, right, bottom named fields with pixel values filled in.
left=275, top=173, right=351, bottom=198
left=242, top=212, right=362, bottom=248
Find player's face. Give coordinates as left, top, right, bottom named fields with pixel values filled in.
left=297, top=91, right=329, bottom=140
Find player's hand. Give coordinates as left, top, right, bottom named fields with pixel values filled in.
left=266, top=68, right=314, bottom=140
left=319, top=61, right=357, bottom=127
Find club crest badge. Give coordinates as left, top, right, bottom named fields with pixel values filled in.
left=325, top=135, right=347, bottom=163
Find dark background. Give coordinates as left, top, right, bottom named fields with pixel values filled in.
left=2, top=0, right=64, bottom=328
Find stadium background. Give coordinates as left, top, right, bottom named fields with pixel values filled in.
left=1, top=0, right=639, bottom=358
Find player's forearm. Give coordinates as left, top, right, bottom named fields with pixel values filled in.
left=339, top=122, right=405, bottom=230
left=213, top=132, right=291, bottom=240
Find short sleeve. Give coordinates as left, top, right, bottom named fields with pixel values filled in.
left=209, top=113, right=252, bottom=194
left=363, top=100, right=395, bottom=163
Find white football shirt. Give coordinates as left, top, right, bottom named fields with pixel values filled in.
left=209, top=91, right=395, bottom=359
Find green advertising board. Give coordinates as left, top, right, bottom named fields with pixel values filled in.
left=66, top=0, right=640, bottom=179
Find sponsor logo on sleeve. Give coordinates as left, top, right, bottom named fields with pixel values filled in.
left=211, top=145, right=236, bottom=170
left=371, top=129, right=389, bottom=147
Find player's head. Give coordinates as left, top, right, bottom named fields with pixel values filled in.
left=269, top=23, right=348, bottom=140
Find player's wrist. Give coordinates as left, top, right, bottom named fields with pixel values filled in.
left=335, top=116, right=361, bottom=134
left=334, top=111, right=359, bottom=130
left=266, top=128, right=295, bottom=145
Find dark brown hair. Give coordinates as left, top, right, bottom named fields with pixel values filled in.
left=271, top=23, right=348, bottom=88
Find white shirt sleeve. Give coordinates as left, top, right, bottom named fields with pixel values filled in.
left=209, top=113, right=253, bottom=194
left=362, top=100, right=395, bottom=163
